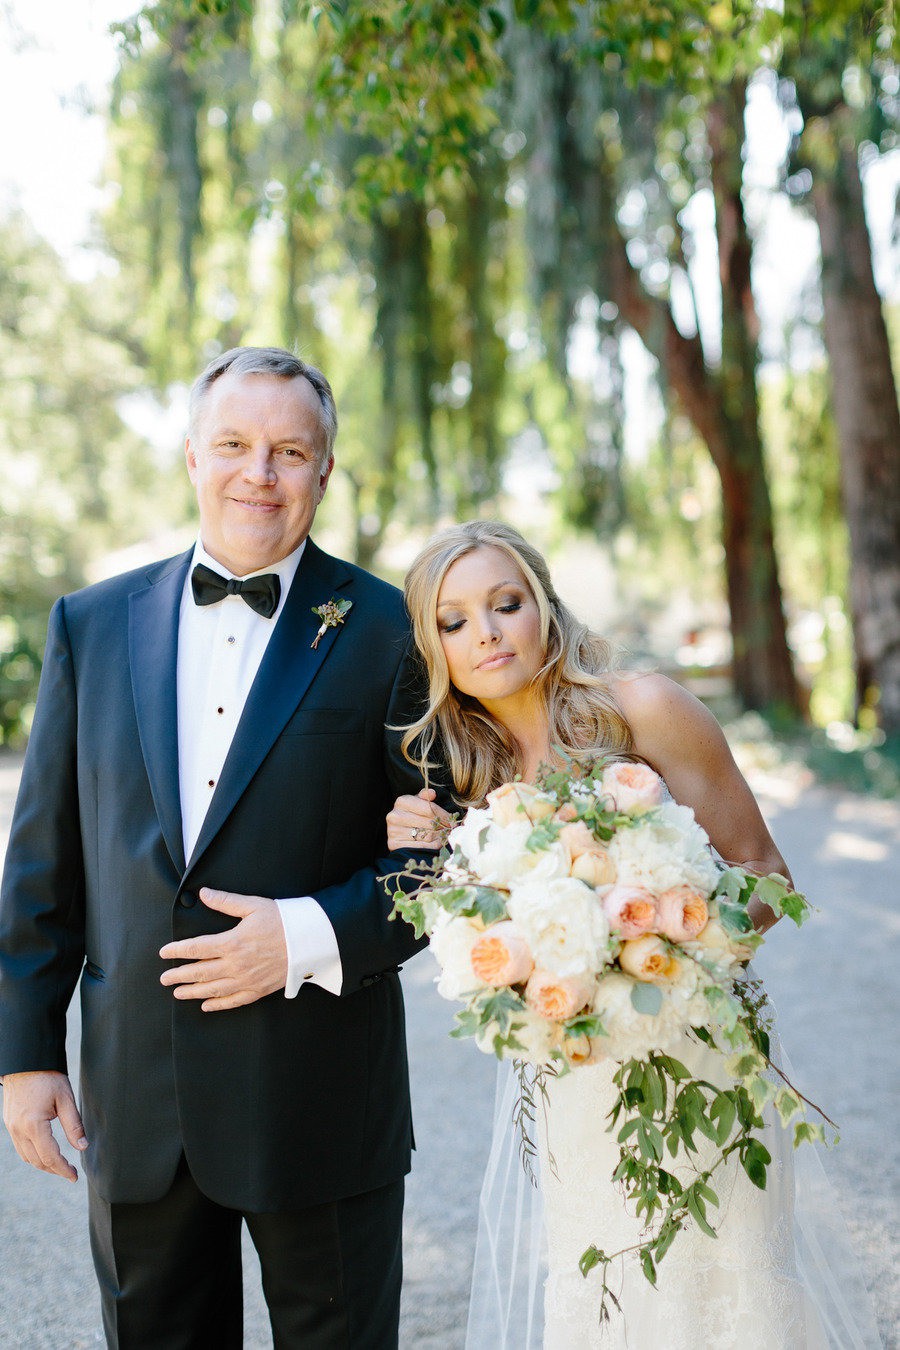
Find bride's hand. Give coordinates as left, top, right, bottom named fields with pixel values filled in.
left=387, top=788, right=454, bottom=851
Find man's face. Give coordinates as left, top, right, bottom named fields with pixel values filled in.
left=186, top=370, right=334, bottom=576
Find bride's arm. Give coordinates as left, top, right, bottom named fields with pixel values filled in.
left=612, top=672, right=790, bottom=933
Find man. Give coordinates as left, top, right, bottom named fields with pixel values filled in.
left=0, top=347, right=431, bottom=1348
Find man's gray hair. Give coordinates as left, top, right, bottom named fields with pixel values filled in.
left=188, top=346, right=338, bottom=458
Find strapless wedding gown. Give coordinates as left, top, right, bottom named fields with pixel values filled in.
left=540, top=1036, right=824, bottom=1349
left=466, top=1030, right=883, bottom=1349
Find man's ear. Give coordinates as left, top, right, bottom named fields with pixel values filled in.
left=185, top=437, right=198, bottom=485
left=318, top=453, right=335, bottom=501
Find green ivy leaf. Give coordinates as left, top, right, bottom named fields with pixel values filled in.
left=639, top=1248, right=658, bottom=1285
left=742, top=1139, right=772, bottom=1189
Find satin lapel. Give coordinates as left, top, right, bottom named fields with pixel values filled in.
left=185, top=540, right=354, bottom=874
left=129, top=551, right=193, bottom=876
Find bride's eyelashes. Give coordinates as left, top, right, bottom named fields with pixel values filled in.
left=439, top=598, right=522, bottom=635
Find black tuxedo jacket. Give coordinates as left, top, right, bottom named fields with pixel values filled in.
left=0, top=539, right=429, bottom=1208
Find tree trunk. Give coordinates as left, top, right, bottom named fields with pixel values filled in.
left=165, top=21, right=203, bottom=327
left=809, top=120, right=900, bottom=730
left=603, top=88, right=801, bottom=712
left=707, top=85, right=800, bottom=712
left=456, top=156, right=507, bottom=510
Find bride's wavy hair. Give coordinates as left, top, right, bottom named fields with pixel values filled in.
left=401, top=520, right=634, bottom=804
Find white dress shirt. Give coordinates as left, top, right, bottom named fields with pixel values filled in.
left=176, top=538, right=343, bottom=997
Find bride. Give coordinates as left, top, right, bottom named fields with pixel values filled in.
left=387, top=519, right=882, bottom=1349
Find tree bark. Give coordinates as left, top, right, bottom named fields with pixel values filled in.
left=809, top=119, right=900, bottom=730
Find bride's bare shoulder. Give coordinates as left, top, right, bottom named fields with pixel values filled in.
left=610, top=670, right=695, bottom=719
left=610, top=671, right=717, bottom=755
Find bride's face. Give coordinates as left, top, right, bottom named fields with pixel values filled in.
left=436, top=546, right=545, bottom=708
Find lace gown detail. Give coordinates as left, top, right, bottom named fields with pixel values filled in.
left=539, top=1036, right=827, bottom=1349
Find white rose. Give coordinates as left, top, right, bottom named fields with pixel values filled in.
left=446, top=807, right=494, bottom=870
left=506, top=876, right=613, bottom=979
left=429, top=912, right=489, bottom=1001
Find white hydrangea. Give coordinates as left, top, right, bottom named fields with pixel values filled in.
left=447, top=811, right=569, bottom=889
left=606, top=802, right=719, bottom=897
left=591, top=968, right=710, bottom=1061
left=475, top=1006, right=561, bottom=1066
left=428, top=912, right=489, bottom=1000
left=506, top=876, right=613, bottom=979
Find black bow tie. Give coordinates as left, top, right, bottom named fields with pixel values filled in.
left=191, top=563, right=281, bottom=619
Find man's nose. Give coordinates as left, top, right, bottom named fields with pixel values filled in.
left=243, top=446, right=276, bottom=485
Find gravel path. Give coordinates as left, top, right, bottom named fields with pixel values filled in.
left=0, top=752, right=896, bottom=1348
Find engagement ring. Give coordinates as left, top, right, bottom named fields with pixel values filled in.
left=411, top=827, right=423, bottom=841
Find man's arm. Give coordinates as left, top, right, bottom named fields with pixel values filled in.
left=0, top=599, right=90, bottom=1176
left=159, top=639, right=437, bottom=1007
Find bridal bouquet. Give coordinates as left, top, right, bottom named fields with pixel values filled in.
left=389, top=759, right=833, bottom=1313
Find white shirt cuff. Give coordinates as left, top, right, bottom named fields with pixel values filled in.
left=275, top=897, right=343, bottom=998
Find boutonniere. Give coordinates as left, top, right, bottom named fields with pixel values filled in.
left=311, top=597, right=353, bottom=649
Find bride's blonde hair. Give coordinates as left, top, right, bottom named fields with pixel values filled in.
left=401, top=520, right=634, bottom=803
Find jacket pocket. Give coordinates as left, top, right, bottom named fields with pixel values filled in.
left=281, top=708, right=366, bottom=736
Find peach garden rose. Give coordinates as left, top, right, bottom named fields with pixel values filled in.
left=486, top=780, right=556, bottom=827
left=618, top=934, right=681, bottom=983
left=656, top=885, right=709, bottom=942
left=600, top=761, right=665, bottom=814
left=525, top=969, right=595, bottom=1021
left=603, top=884, right=657, bottom=939
left=470, top=920, right=534, bottom=986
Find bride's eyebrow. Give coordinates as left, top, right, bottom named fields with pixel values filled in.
left=437, top=581, right=523, bottom=609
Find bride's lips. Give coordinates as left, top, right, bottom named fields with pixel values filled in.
left=476, top=651, right=515, bottom=671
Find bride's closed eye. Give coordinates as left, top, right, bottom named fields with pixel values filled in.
left=440, top=599, right=522, bottom=634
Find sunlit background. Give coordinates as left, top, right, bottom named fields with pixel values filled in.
left=1, top=0, right=898, bottom=787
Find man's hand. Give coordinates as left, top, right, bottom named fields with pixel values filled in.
left=159, top=888, right=288, bottom=1011
left=2, top=1070, right=88, bottom=1182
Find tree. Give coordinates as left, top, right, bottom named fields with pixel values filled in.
left=780, top=12, right=900, bottom=729
left=0, top=211, right=184, bottom=742
left=298, top=3, right=802, bottom=710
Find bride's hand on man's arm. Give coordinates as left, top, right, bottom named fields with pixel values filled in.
left=387, top=788, right=454, bottom=852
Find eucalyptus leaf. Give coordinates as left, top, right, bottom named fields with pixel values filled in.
left=630, top=982, right=664, bottom=1016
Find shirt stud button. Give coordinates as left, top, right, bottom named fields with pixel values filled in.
left=227, top=636, right=236, bottom=645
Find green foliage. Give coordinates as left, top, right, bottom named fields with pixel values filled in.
left=573, top=1000, right=834, bottom=1321
left=0, top=211, right=187, bottom=743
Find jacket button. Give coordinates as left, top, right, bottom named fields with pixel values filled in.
left=179, top=893, right=197, bottom=908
